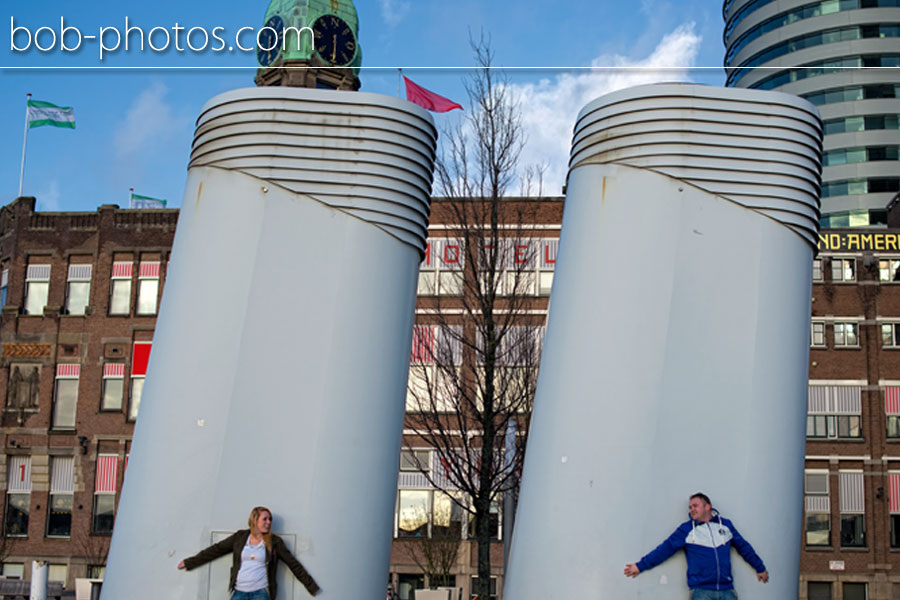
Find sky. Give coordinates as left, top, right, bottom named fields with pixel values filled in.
left=1, top=0, right=729, bottom=212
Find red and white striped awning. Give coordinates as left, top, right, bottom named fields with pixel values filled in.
left=95, top=455, right=118, bottom=493
left=103, top=363, right=125, bottom=378
left=411, top=326, right=435, bottom=364
left=56, top=364, right=80, bottom=379
left=886, top=387, right=900, bottom=416
left=111, top=262, right=133, bottom=279
left=890, top=473, right=900, bottom=513
left=139, top=262, right=160, bottom=278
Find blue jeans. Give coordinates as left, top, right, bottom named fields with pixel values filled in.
left=232, top=590, right=269, bottom=600
left=691, top=590, right=737, bottom=600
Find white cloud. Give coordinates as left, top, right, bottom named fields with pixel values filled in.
left=113, top=82, right=191, bottom=158
left=379, top=0, right=411, bottom=27
left=509, top=23, right=702, bottom=196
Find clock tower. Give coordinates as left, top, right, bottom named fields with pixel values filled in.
left=254, top=0, right=362, bottom=90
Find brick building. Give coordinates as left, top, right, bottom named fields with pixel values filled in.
left=803, top=229, right=900, bottom=600
left=0, top=196, right=177, bottom=587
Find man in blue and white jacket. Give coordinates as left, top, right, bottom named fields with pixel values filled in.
left=624, top=493, right=769, bottom=599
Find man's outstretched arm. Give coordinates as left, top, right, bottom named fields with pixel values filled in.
left=623, top=525, right=687, bottom=578
left=727, top=518, right=768, bottom=583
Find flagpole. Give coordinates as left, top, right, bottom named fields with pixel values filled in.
left=397, top=68, right=402, bottom=98
left=129, top=187, right=134, bottom=209
left=18, top=93, right=31, bottom=198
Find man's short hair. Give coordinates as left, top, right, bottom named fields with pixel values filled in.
left=690, top=492, right=711, bottom=506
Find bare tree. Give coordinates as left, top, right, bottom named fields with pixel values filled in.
left=74, top=532, right=109, bottom=579
left=407, top=501, right=463, bottom=590
left=407, top=34, right=546, bottom=600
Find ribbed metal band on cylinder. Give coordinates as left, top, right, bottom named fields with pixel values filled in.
left=569, top=83, right=823, bottom=248
left=189, top=87, right=437, bottom=254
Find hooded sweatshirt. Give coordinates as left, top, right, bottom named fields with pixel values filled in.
left=635, top=510, right=766, bottom=591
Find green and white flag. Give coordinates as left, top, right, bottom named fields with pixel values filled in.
left=27, top=99, right=75, bottom=129
left=130, top=192, right=167, bottom=209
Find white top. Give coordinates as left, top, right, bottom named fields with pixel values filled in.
left=234, top=539, right=267, bottom=592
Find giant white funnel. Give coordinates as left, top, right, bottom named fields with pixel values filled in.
left=504, top=83, right=822, bottom=599
left=102, top=88, right=436, bottom=599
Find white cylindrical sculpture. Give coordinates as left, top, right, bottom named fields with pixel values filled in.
left=101, top=88, right=436, bottom=599
left=504, top=83, right=821, bottom=599
left=30, top=561, right=47, bottom=600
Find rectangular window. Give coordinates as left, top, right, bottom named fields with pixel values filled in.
left=433, top=491, right=464, bottom=539
left=805, top=470, right=830, bottom=546
left=128, top=342, right=151, bottom=421
left=832, top=257, right=856, bottom=282
left=47, top=456, right=74, bottom=538
left=890, top=473, right=900, bottom=548
left=5, top=456, right=31, bottom=537
left=807, top=385, right=862, bottom=439
left=840, top=471, right=866, bottom=547
left=811, top=321, right=826, bottom=347
left=1, top=564, right=24, bottom=579
left=807, top=582, right=832, bottom=600
left=400, top=450, right=430, bottom=472
left=108, top=262, right=132, bottom=315
left=834, top=322, right=859, bottom=347
left=87, top=565, right=105, bottom=579
left=843, top=582, right=867, bottom=600
left=23, top=264, right=50, bottom=315
left=52, top=365, right=80, bottom=430
left=880, top=258, right=900, bottom=282
left=883, top=323, right=900, bottom=348
left=397, top=489, right=430, bottom=537
left=538, top=239, right=557, bottom=296
left=92, top=454, right=118, bottom=534
left=813, top=258, right=823, bottom=281
left=136, top=261, right=160, bottom=315
left=101, top=364, right=125, bottom=411
left=469, top=576, right=498, bottom=600
left=407, top=326, right=462, bottom=413
left=437, top=240, right=464, bottom=296
left=887, top=389, right=900, bottom=439
left=64, top=264, right=92, bottom=316
left=48, top=565, right=67, bottom=585
left=418, top=240, right=437, bottom=295
left=1, top=268, right=8, bottom=306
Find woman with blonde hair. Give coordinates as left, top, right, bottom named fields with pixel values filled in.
left=178, top=506, right=320, bottom=599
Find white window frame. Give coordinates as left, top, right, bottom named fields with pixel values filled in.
left=811, top=320, right=826, bottom=347
left=23, top=264, right=50, bottom=316
left=805, top=469, right=830, bottom=546
left=64, top=264, right=92, bottom=316
left=813, top=258, right=823, bottom=282
left=108, top=261, right=133, bottom=316
left=136, top=261, right=160, bottom=315
left=831, top=257, right=856, bottom=282
left=51, top=366, right=80, bottom=430
left=882, top=321, right=900, bottom=348
left=879, top=257, right=900, bottom=282
left=834, top=322, right=859, bottom=347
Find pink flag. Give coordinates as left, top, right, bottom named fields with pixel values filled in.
left=404, top=76, right=463, bottom=113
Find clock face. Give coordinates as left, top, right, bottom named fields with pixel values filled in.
left=258, top=15, right=284, bottom=67
left=313, top=15, right=357, bottom=66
